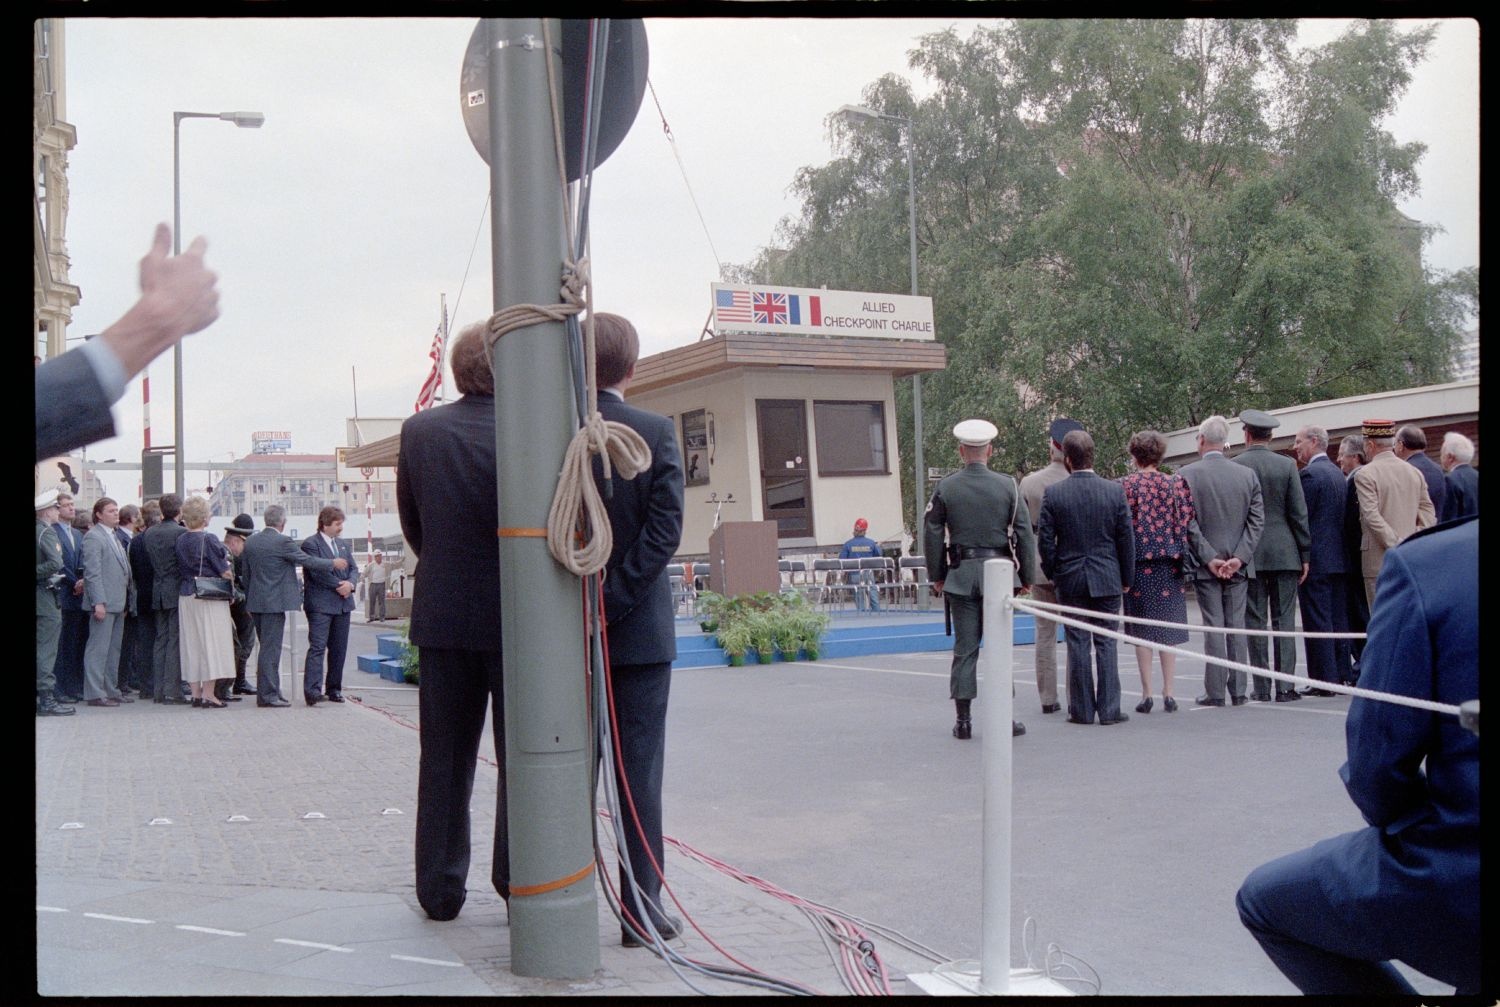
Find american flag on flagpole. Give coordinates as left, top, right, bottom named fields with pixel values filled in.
left=413, top=305, right=448, bottom=412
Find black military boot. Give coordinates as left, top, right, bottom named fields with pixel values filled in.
left=953, top=699, right=972, bottom=740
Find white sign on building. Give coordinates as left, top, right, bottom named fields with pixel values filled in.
left=711, top=283, right=935, bottom=340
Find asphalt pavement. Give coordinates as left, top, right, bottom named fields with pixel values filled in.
left=33, top=611, right=1458, bottom=996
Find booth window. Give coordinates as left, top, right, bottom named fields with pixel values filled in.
left=813, top=400, right=888, bottom=476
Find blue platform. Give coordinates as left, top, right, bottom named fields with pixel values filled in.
left=672, top=611, right=1055, bottom=668
left=356, top=632, right=409, bottom=683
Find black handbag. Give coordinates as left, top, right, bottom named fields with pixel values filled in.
left=192, top=533, right=234, bottom=601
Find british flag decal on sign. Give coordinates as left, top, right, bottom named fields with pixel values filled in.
left=753, top=292, right=789, bottom=325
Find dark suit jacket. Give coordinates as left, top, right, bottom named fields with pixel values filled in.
left=301, top=534, right=358, bottom=614
left=1298, top=455, right=1347, bottom=576
left=1406, top=451, right=1447, bottom=521
left=396, top=394, right=502, bottom=652
left=35, top=349, right=116, bottom=463
left=129, top=532, right=155, bottom=616
left=1037, top=470, right=1135, bottom=600
left=242, top=527, right=337, bottom=614
left=594, top=393, right=685, bottom=666
left=142, top=518, right=187, bottom=612
left=1323, top=516, right=1477, bottom=977
left=1442, top=463, right=1478, bottom=522
left=53, top=521, right=85, bottom=613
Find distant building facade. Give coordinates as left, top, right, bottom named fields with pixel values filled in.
left=1452, top=327, right=1478, bottom=382
left=34, top=18, right=79, bottom=363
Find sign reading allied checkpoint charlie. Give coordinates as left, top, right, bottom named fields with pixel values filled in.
left=711, top=282, right=935, bottom=340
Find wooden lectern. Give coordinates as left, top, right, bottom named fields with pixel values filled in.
left=707, top=520, right=780, bottom=597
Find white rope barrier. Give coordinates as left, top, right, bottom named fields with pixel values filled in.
left=1022, top=595, right=1363, bottom=639
left=1009, top=593, right=1461, bottom=718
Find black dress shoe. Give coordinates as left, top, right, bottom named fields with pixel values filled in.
left=258, top=698, right=291, bottom=708
left=304, top=694, right=322, bottom=707
left=1012, top=720, right=1026, bottom=736
left=325, top=693, right=345, bottom=703
left=1252, top=692, right=1272, bottom=702
left=1162, top=696, right=1178, bottom=713
left=1066, top=714, right=1094, bottom=724
left=223, top=694, right=243, bottom=701
left=190, top=698, right=205, bottom=708
left=1302, top=687, right=1336, bottom=698
left=232, top=682, right=257, bottom=695
left=1195, top=695, right=1225, bottom=707
left=1135, top=697, right=1153, bottom=714
left=37, top=695, right=76, bottom=717
left=622, top=915, right=682, bottom=948
left=1040, top=703, right=1061, bottom=714
left=55, top=692, right=83, bottom=705
left=952, top=718, right=972, bottom=740
left=1231, top=695, right=1250, bottom=706
left=1275, top=690, right=1302, bottom=702
left=1099, top=713, right=1129, bottom=725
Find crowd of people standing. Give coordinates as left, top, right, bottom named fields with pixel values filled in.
left=36, top=490, right=356, bottom=716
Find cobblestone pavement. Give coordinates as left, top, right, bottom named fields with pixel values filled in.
left=34, top=634, right=933, bottom=997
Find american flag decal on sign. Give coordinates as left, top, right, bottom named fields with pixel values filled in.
left=715, top=288, right=752, bottom=322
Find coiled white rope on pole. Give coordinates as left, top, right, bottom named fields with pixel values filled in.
left=1009, top=594, right=1460, bottom=717
left=480, top=260, right=652, bottom=578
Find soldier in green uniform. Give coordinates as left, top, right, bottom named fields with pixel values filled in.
left=36, top=489, right=75, bottom=716
left=924, top=419, right=1040, bottom=740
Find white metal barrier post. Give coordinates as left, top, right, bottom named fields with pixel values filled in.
left=979, top=558, right=1013, bottom=994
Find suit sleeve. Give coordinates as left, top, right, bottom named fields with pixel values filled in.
left=1114, top=492, right=1136, bottom=590
left=396, top=440, right=422, bottom=558
left=604, top=418, right=685, bottom=626
left=1234, top=475, right=1264, bottom=565
left=1010, top=490, right=1040, bottom=586
left=1037, top=492, right=1057, bottom=582
left=923, top=488, right=947, bottom=583
left=281, top=535, right=336, bottom=573
left=1354, top=468, right=1398, bottom=549
left=1286, top=467, right=1311, bottom=564
left=82, top=531, right=106, bottom=608
left=299, top=537, right=342, bottom=588
left=1338, top=544, right=1434, bottom=829
left=1415, top=484, right=1436, bottom=531
left=38, top=526, right=63, bottom=583
left=35, top=350, right=118, bottom=463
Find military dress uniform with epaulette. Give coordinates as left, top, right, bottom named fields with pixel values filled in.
left=923, top=423, right=1040, bottom=739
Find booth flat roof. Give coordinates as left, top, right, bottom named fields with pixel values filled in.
left=629, top=331, right=947, bottom=396
left=346, top=333, right=950, bottom=469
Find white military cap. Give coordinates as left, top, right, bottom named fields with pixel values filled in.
left=35, top=488, right=60, bottom=511
left=952, top=419, right=998, bottom=447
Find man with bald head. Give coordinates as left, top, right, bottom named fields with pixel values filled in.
left=1292, top=425, right=1349, bottom=696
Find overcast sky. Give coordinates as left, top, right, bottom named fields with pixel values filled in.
left=56, top=17, right=1477, bottom=495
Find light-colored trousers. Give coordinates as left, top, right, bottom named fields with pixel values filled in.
left=84, top=610, right=124, bottom=701
left=1031, top=581, right=1060, bottom=707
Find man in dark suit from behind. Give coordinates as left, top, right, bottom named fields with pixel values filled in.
left=1292, top=425, right=1350, bottom=696
left=1393, top=424, right=1446, bottom=523
left=1336, top=435, right=1369, bottom=684
left=397, top=322, right=508, bottom=922
left=242, top=505, right=346, bottom=707
left=221, top=514, right=258, bottom=700
left=142, top=492, right=189, bottom=704
left=1038, top=429, right=1135, bottom=726
left=592, top=312, right=686, bottom=947
left=300, top=506, right=359, bottom=705
left=113, top=504, right=141, bottom=698
left=128, top=502, right=161, bottom=701
left=1439, top=431, right=1478, bottom=522
left=50, top=492, right=88, bottom=703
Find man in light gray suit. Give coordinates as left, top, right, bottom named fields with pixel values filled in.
left=241, top=504, right=346, bottom=707
left=1179, top=415, right=1264, bottom=707
left=81, top=497, right=135, bottom=707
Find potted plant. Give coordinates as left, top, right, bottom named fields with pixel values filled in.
left=717, top=621, right=752, bottom=666
left=396, top=624, right=420, bottom=685
left=747, top=609, right=779, bottom=663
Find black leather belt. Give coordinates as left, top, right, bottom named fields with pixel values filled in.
left=957, top=547, right=1007, bottom=560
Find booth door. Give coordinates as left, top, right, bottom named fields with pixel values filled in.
left=755, top=399, right=813, bottom=539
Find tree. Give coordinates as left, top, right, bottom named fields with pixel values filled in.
left=737, top=19, right=1475, bottom=532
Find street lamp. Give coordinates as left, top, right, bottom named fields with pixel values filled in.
left=835, top=103, right=924, bottom=552
left=171, top=109, right=264, bottom=496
